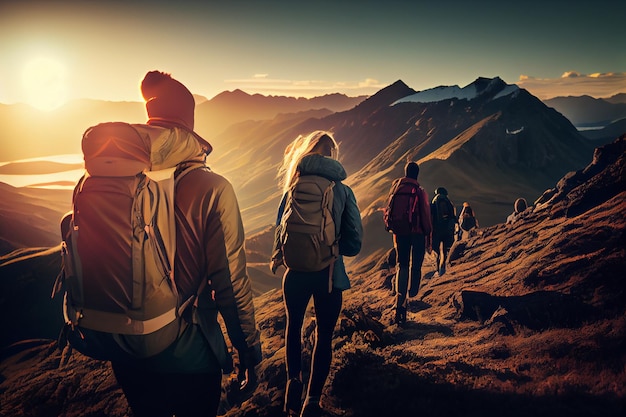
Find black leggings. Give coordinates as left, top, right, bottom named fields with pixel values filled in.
left=111, top=362, right=222, bottom=417
left=283, top=267, right=342, bottom=398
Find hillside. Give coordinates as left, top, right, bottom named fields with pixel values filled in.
left=0, top=183, right=72, bottom=253
left=1, top=135, right=624, bottom=417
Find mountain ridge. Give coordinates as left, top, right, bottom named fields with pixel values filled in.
left=0, top=76, right=611, bottom=247
left=544, top=94, right=626, bottom=127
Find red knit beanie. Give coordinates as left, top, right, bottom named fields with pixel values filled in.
left=140, top=71, right=212, bottom=155
left=141, top=71, right=195, bottom=130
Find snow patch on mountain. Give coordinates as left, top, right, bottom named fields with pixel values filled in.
left=494, top=84, right=520, bottom=100
left=506, top=126, right=525, bottom=135
left=392, top=77, right=519, bottom=105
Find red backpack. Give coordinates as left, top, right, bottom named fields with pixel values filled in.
left=383, top=179, right=420, bottom=235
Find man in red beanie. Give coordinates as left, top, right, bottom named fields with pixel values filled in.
left=109, top=71, right=262, bottom=417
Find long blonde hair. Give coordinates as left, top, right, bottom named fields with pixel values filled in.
left=278, top=130, right=339, bottom=195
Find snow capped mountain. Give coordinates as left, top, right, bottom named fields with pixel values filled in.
left=392, top=76, right=520, bottom=105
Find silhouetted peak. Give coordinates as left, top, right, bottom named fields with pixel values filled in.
left=381, top=80, right=415, bottom=97
left=211, top=89, right=251, bottom=101
left=469, top=76, right=506, bottom=94
left=356, top=80, right=417, bottom=112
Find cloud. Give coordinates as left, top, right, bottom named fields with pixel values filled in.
left=358, top=78, right=382, bottom=88
left=224, top=75, right=385, bottom=97
left=561, top=71, right=582, bottom=78
left=516, top=72, right=626, bottom=99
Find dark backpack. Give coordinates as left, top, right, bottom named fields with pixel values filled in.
left=52, top=122, right=205, bottom=361
left=460, top=209, right=477, bottom=231
left=279, top=175, right=338, bottom=273
left=433, top=195, right=456, bottom=233
left=383, top=179, right=420, bottom=235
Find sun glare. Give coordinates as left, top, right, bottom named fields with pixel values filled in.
left=21, top=57, right=68, bottom=111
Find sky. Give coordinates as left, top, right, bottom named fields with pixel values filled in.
left=1, top=0, right=625, bottom=111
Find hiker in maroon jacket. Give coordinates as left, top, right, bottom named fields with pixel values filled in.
left=384, top=162, right=432, bottom=324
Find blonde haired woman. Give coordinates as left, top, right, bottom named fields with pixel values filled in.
left=271, top=131, right=362, bottom=417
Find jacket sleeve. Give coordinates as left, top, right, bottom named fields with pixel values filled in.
left=419, top=188, right=432, bottom=235
left=208, top=180, right=262, bottom=363
left=271, top=193, right=287, bottom=261
left=339, top=185, right=363, bottom=257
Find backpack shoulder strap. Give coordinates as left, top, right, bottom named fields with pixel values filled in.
left=174, top=160, right=209, bottom=185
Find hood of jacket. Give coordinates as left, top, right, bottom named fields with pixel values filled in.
left=132, top=124, right=207, bottom=171
left=298, top=154, right=347, bottom=182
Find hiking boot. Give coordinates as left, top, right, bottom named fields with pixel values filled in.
left=393, top=307, right=407, bottom=325
left=284, top=378, right=303, bottom=416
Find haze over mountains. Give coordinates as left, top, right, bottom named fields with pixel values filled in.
left=204, top=76, right=599, bottom=247
left=2, top=76, right=623, bottom=257
left=0, top=77, right=626, bottom=253
left=544, top=93, right=626, bottom=128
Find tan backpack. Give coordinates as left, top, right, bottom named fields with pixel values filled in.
left=279, top=175, right=339, bottom=281
left=53, top=122, right=205, bottom=360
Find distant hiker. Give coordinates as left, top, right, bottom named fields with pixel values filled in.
left=270, top=131, right=362, bottom=417
left=430, top=187, right=457, bottom=276
left=56, top=71, right=261, bottom=417
left=506, top=197, right=528, bottom=224
left=383, top=161, right=432, bottom=324
left=457, top=201, right=479, bottom=240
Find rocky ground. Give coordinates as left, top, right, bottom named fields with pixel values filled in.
left=1, top=136, right=625, bottom=416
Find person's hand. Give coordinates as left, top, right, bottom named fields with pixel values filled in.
left=270, top=257, right=284, bottom=274
left=238, top=365, right=258, bottom=393
left=232, top=344, right=261, bottom=404
left=225, top=368, right=257, bottom=407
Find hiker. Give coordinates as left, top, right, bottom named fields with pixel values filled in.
left=430, top=187, right=457, bottom=276
left=383, top=161, right=432, bottom=324
left=270, top=131, right=362, bottom=417
left=77, top=71, right=261, bottom=417
left=457, top=201, right=479, bottom=240
left=506, top=197, right=528, bottom=224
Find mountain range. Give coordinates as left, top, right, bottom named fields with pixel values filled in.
left=543, top=94, right=626, bottom=128
left=0, top=92, right=366, bottom=163
left=204, top=76, right=598, bottom=252
left=0, top=76, right=616, bottom=259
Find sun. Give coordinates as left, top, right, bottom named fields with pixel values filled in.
left=21, top=57, right=68, bottom=111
